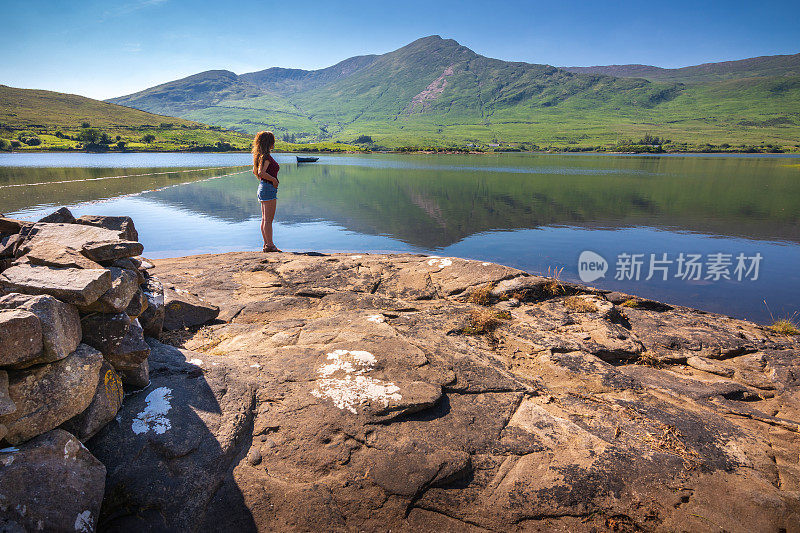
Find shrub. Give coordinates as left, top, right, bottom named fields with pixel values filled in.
left=116, top=141, right=127, bottom=150
left=24, top=136, right=41, bottom=146
left=78, top=128, right=101, bottom=143
left=81, top=122, right=90, bottom=128
left=141, top=134, right=156, bottom=143
left=0, top=138, right=11, bottom=151
left=354, top=135, right=373, bottom=144
left=10, top=140, right=21, bottom=148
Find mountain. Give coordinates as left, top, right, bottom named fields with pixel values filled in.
left=107, top=36, right=800, bottom=149
left=0, top=85, right=251, bottom=151
left=0, top=84, right=206, bottom=129
left=564, top=52, right=800, bottom=83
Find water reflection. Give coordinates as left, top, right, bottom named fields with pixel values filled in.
left=2, top=152, right=799, bottom=323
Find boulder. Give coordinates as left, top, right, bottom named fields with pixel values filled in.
left=25, top=240, right=103, bottom=269
left=0, top=423, right=6, bottom=441
left=16, top=222, right=124, bottom=256
left=81, top=239, right=144, bottom=263
left=0, top=344, right=103, bottom=444
left=163, top=287, right=219, bottom=330
left=0, top=369, right=15, bottom=416
left=0, top=293, right=81, bottom=367
left=81, top=312, right=131, bottom=356
left=0, top=429, right=105, bottom=532
left=81, top=313, right=150, bottom=386
left=61, top=360, right=124, bottom=441
left=37, top=206, right=76, bottom=224
left=111, top=257, right=146, bottom=284
left=0, top=234, right=21, bottom=258
left=0, top=263, right=111, bottom=306
left=112, top=357, right=150, bottom=389
left=0, top=217, right=27, bottom=234
left=139, top=277, right=165, bottom=337
left=78, top=266, right=138, bottom=314
left=0, top=308, right=43, bottom=368
left=76, top=214, right=138, bottom=242
left=125, top=288, right=149, bottom=319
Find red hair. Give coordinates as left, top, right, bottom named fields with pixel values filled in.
left=252, top=130, right=275, bottom=170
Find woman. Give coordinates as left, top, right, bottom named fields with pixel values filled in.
left=252, top=130, right=281, bottom=252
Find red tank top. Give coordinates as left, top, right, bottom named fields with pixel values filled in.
left=264, top=154, right=279, bottom=178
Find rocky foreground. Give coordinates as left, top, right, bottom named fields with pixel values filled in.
left=78, top=250, right=798, bottom=532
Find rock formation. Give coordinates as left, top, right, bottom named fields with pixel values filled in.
left=87, top=250, right=800, bottom=532
left=0, top=208, right=215, bottom=531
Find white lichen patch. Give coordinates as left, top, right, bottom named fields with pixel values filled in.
left=427, top=257, right=452, bottom=268
left=132, top=387, right=173, bottom=435
left=366, top=314, right=385, bottom=323
left=1, top=455, right=13, bottom=466
left=188, top=358, right=203, bottom=366
left=310, top=349, right=401, bottom=414
left=482, top=262, right=491, bottom=266
left=250, top=363, right=261, bottom=369
left=63, top=437, right=84, bottom=461
left=74, top=510, right=92, bottom=532
left=350, top=255, right=363, bottom=259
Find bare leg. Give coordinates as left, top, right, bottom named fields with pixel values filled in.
left=260, top=200, right=278, bottom=251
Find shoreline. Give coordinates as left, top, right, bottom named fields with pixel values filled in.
left=3, top=148, right=800, bottom=156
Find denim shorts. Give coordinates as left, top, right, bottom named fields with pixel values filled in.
left=257, top=180, right=277, bottom=201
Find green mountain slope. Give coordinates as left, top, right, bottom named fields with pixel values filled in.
left=106, top=36, right=800, bottom=150
left=0, top=84, right=252, bottom=151
left=564, top=53, right=800, bottom=83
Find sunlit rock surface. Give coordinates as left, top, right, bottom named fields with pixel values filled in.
left=90, top=251, right=800, bottom=532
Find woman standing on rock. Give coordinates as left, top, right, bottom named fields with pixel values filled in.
left=252, top=130, right=281, bottom=252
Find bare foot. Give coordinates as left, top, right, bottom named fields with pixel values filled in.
left=263, top=244, right=282, bottom=252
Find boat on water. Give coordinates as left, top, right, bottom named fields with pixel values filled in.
left=296, top=156, right=319, bottom=163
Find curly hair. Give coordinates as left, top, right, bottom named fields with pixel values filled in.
left=252, top=130, right=275, bottom=170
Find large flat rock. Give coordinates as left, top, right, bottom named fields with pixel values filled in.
left=17, top=222, right=125, bottom=254
left=86, top=251, right=800, bottom=532
left=0, top=263, right=111, bottom=306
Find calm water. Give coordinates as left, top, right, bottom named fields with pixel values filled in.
left=1, top=151, right=798, bottom=323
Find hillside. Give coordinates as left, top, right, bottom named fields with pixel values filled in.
left=107, top=36, right=800, bottom=150
left=0, top=85, right=253, bottom=151
left=564, top=52, right=800, bottom=83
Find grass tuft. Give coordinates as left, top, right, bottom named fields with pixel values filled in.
left=464, top=308, right=511, bottom=335
left=769, top=319, right=799, bottom=336
left=467, top=284, right=493, bottom=306
left=564, top=296, right=599, bottom=313
left=620, top=298, right=642, bottom=308
left=543, top=266, right=565, bottom=297
left=635, top=351, right=661, bottom=367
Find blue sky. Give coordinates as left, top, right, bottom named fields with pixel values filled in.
left=2, top=0, right=798, bottom=100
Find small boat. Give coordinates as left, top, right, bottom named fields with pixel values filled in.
left=296, top=156, right=319, bottom=163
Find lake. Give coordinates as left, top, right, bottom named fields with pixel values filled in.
left=1, top=151, right=798, bottom=324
